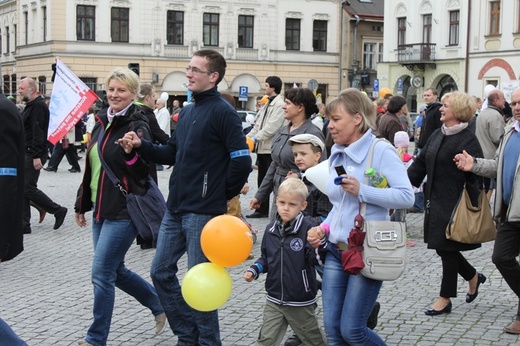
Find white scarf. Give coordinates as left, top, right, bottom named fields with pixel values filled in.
left=441, top=122, right=468, bottom=136
left=107, top=102, right=134, bottom=124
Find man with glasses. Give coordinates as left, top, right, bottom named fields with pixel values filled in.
left=246, top=76, right=286, bottom=218
left=120, top=50, right=251, bottom=345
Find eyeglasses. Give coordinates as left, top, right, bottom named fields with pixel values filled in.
left=186, top=66, right=212, bottom=75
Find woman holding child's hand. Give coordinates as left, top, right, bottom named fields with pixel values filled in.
left=319, top=89, right=414, bottom=345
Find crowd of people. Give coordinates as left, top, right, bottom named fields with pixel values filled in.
left=2, top=48, right=520, bottom=345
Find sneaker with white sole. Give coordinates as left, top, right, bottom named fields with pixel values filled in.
left=155, top=312, right=168, bottom=335
left=78, top=341, right=93, bottom=346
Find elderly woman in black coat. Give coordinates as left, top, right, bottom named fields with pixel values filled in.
left=408, top=91, right=485, bottom=316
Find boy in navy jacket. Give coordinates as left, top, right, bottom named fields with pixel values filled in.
left=244, top=178, right=325, bottom=346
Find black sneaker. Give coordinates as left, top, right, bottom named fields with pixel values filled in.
left=247, top=211, right=268, bottom=219
left=53, top=207, right=68, bottom=230
left=284, top=334, right=302, bottom=346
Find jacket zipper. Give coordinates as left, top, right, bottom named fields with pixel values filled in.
left=201, top=171, right=208, bottom=198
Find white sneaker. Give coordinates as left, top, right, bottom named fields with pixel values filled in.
left=155, top=312, right=168, bottom=335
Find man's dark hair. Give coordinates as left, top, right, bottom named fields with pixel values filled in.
left=387, top=95, right=407, bottom=114
left=265, top=76, right=282, bottom=94
left=193, top=50, right=227, bottom=85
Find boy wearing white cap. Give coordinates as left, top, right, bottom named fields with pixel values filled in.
left=287, top=134, right=332, bottom=226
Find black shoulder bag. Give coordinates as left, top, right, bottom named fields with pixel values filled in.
left=96, top=127, right=166, bottom=245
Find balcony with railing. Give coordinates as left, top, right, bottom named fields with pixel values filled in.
left=397, top=43, right=436, bottom=71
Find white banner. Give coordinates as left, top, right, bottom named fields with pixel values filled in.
left=47, top=60, right=98, bottom=145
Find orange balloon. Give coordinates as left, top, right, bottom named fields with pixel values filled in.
left=246, top=137, right=254, bottom=153
left=379, top=87, right=392, bottom=99
left=201, top=215, right=253, bottom=267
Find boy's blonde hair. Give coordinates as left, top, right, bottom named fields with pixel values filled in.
left=278, top=178, right=308, bottom=202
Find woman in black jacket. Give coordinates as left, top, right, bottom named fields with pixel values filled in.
left=408, top=91, right=486, bottom=316
left=74, top=68, right=166, bottom=345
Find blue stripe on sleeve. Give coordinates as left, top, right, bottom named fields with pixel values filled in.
left=230, top=149, right=250, bottom=159
left=0, top=168, right=17, bottom=176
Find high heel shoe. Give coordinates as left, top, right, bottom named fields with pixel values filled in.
left=466, top=273, right=486, bottom=303
left=425, top=301, right=452, bottom=316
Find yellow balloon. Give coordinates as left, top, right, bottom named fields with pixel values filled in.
left=181, top=263, right=233, bottom=312
left=201, top=215, right=253, bottom=267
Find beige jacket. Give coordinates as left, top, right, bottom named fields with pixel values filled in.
left=247, top=94, right=286, bottom=154
left=472, top=125, right=520, bottom=222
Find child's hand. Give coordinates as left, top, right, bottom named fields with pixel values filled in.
left=307, top=226, right=325, bottom=248
left=244, top=271, right=254, bottom=282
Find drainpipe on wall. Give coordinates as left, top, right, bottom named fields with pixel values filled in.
left=352, top=15, right=360, bottom=88
left=339, top=2, right=345, bottom=92
left=464, top=0, right=471, bottom=93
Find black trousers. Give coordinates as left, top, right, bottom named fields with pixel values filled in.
left=47, top=142, right=80, bottom=171
left=256, top=153, right=272, bottom=215
left=436, top=249, right=477, bottom=298
left=23, top=155, right=62, bottom=231
left=492, top=221, right=520, bottom=317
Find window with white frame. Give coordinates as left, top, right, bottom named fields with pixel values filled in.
left=449, top=10, right=459, bottom=45
left=489, top=1, right=500, bottom=35
left=397, top=17, right=406, bottom=47
left=363, top=42, right=382, bottom=70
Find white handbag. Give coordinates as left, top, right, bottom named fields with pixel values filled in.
left=359, top=139, right=407, bottom=281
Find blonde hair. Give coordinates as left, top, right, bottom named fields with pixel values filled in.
left=278, top=178, right=308, bottom=201
left=325, top=88, right=376, bottom=133
left=105, top=67, right=140, bottom=94
left=396, top=147, right=406, bottom=161
left=440, top=91, right=477, bottom=122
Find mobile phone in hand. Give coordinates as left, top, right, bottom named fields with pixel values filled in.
left=334, top=165, right=347, bottom=185
left=335, top=165, right=347, bottom=176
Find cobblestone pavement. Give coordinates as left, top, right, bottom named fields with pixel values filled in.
left=1, top=154, right=519, bottom=346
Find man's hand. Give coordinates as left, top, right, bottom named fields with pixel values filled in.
left=118, top=131, right=142, bottom=154
left=33, top=158, right=43, bottom=170
left=240, top=182, right=249, bottom=195
left=454, top=150, right=474, bottom=172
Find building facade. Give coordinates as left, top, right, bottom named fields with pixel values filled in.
left=378, top=0, right=469, bottom=111
left=340, top=0, right=384, bottom=94
left=2, top=0, right=342, bottom=110
left=467, top=0, right=520, bottom=101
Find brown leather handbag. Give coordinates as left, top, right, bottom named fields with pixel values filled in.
left=445, top=186, right=496, bottom=244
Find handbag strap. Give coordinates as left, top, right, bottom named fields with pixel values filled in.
left=360, top=138, right=385, bottom=218
left=97, top=126, right=128, bottom=196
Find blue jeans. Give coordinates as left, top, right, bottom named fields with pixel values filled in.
left=322, top=254, right=386, bottom=346
left=85, top=219, right=163, bottom=346
left=0, top=318, right=27, bottom=345
left=151, top=211, right=221, bottom=346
